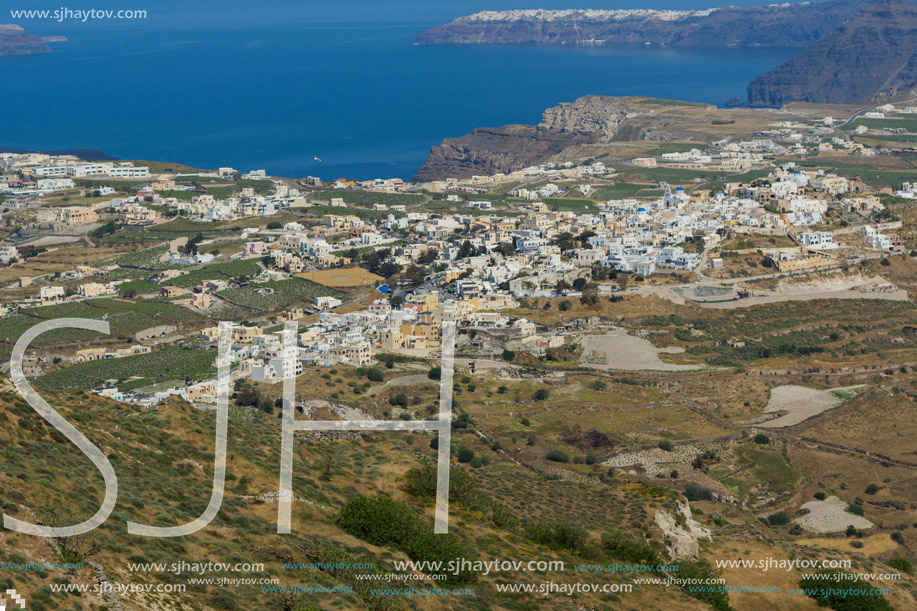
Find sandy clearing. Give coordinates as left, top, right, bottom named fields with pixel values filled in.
left=794, top=496, right=873, bottom=533
left=580, top=329, right=701, bottom=372
left=758, top=385, right=863, bottom=428
left=796, top=533, right=898, bottom=555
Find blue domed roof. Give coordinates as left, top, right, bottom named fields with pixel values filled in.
left=637, top=207, right=646, bottom=212
left=675, top=186, right=684, bottom=191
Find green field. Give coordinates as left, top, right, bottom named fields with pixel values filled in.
left=167, top=259, right=263, bottom=288
left=591, top=182, right=659, bottom=200
left=543, top=197, right=597, bottom=211
left=111, top=244, right=170, bottom=267
left=0, top=299, right=207, bottom=358
left=36, top=346, right=218, bottom=392
left=311, top=189, right=425, bottom=206
left=714, top=443, right=804, bottom=499
left=839, top=117, right=917, bottom=132
left=210, top=277, right=346, bottom=319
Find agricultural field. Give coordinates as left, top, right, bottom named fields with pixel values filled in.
left=35, top=346, right=218, bottom=391
left=167, top=259, right=263, bottom=288
left=0, top=244, right=133, bottom=285
left=542, top=197, right=596, bottom=211
left=310, top=189, right=425, bottom=206
left=297, top=266, right=384, bottom=288
left=0, top=298, right=207, bottom=358
left=209, top=277, right=346, bottom=319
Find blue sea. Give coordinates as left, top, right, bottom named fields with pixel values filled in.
left=1, top=22, right=795, bottom=180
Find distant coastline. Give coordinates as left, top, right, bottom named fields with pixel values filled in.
left=0, top=24, right=67, bottom=56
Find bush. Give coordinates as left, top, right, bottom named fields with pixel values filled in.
left=366, top=368, right=384, bottom=383
left=798, top=571, right=893, bottom=611
left=865, top=483, right=879, bottom=495
left=428, top=366, right=441, bottom=380
left=546, top=449, right=570, bottom=463
left=887, top=555, right=913, bottom=575
left=585, top=454, right=596, bottom=465
left=679, top=560, right=731, bottom=611
left=497, top=385, right=508, bottom=394
left=848, top=504, right=865, bottom=516
left=502, top=349, right=516, bottom=362
left=533, top=389, right=550, bottom=401
left=601, top=529, right=660, bottom=564
left=814, top=492, right=826, bottom=500
left=684, top=484, right=714, bottom=502
left=520, top=418, right=530, bottom=426
left=753, top=433, right=770, bottom=444
left=658, top=440, right=674, bottom=452
left=767, top=511, right=789, bottom=526
left=457, top=447, right=475, bottom=463
left=404, top=463, right=475, bottom=506
left=525, top=522, right=588, bottom=553
left=337, top=496, right=476, bottom=585
left=389, top=393, right=409, bottom=408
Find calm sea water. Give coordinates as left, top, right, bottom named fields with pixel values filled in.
left=1, top=23, right=795, bottom=180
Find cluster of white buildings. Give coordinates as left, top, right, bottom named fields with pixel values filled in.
left=32, top=162, right=149, bottom=179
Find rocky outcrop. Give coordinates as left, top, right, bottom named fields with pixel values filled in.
left=654, top=500, right=711, bottom=559
left=0, top=24, right=52, bottom=55
left=747, top=0, right=917, bottom=106
left=413, top=0, right=869, bottom=49
left=414, top=95, right=627, bottom=182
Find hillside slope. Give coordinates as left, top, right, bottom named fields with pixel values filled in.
left=747, top=0, right=917, bottom=106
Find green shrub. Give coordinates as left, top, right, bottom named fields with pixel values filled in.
left=336, top=496, right=476, bottom=585
left=533, top=389, right=549, bottom=401
left=601, top=529, right=660, bottom=564
left=366, top=369, right=384, bottom=383
left=427, top=366, right=441, bottom=380
left=525, top=522, right=588, bottom=553
left=502, top=349, right=516, bottom=362
left=546, top=450, right=569, bottom=463
left=680, top=560, right=731, bottom=611
left=684, top=484, right=714, bottom=502
left=658, top=440, right=674, bottom=452
left=887, top=555, right=913, bottom=575
left=865, top=483, right=879, bottom=495
left=457, top=447, right=475, bottom=463
left=767, top=511, right=789, bottom=526
left=814, top=492, right=826, bottom=500
left=753, top=433, right=769, bottom=444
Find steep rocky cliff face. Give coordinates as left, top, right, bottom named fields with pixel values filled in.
left=0, top=24, right=52, bottom=56
left=413, top=0, right=868, bottom=49
left=747, top=1, right=917, bottom=107
left=414, top=96, right=627, bottom=182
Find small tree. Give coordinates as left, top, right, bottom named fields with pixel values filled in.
left=457, top=447, right=475, bottom=463
left=533, top=389, right=549, bottom=401
left=502, top=349, right=516, bottom=362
